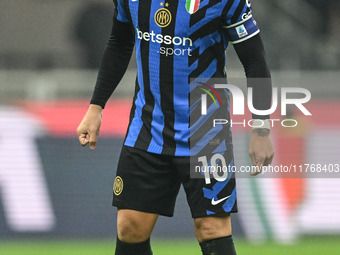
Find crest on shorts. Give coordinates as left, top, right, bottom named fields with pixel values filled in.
left=185, top=0, right=200, bottom=14
left=113, top=176, right=123, bottom=196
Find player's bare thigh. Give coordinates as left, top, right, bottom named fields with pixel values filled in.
left=194, top=213, right=232, bottom=242
left=117, top=209, right=158, bottom=243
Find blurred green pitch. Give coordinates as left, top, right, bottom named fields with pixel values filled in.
left=0, top=237, right=339, bottom=255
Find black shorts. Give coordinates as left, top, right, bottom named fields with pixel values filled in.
left=112, top=146, right=237, bottom=218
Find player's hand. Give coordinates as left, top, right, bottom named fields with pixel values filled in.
left=76, top=104, right=103, bottom=150
left=248, top=128, right=274, bottom=176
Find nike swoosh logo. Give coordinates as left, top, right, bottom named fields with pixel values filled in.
left=132, top=0, right=138, bottom=2
left=211, top=195, right=231, bottom=205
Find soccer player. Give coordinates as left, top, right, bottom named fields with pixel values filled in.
left=77, top=0, right=274, bottom=254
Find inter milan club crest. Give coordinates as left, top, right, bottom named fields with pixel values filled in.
left=155, top=2, right=172, bottom=28
left=185, top=0, right=200, bottom=14
left=113, top=176, right=123, bottom=196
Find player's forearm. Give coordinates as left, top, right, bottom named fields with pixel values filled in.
left=234, top=34, right=272, bottom=120
left=88, top=104, right=103, bottom=114
left=90, top=18, right=135, bottom=109
left=252, top=128, right=270, bottom=137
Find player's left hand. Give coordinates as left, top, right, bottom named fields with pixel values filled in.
left=248, top=128, right=274, bottom=176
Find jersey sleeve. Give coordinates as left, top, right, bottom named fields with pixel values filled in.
left=222, top=0, right=260, bottom=44
left=113, top=0, right=130, bottom=23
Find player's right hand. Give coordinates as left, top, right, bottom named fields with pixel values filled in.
left=76, top=104, right=103, bottom=150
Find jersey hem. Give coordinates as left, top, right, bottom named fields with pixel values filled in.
left=124, top=141, right=191, bottom=156
left=123, top=143, right=232, bottom=157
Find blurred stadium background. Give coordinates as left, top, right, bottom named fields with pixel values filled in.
left=1, top=0, right=340, bottom=254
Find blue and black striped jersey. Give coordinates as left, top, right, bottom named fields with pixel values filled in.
left=117, top=0, right=260, bottom=156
